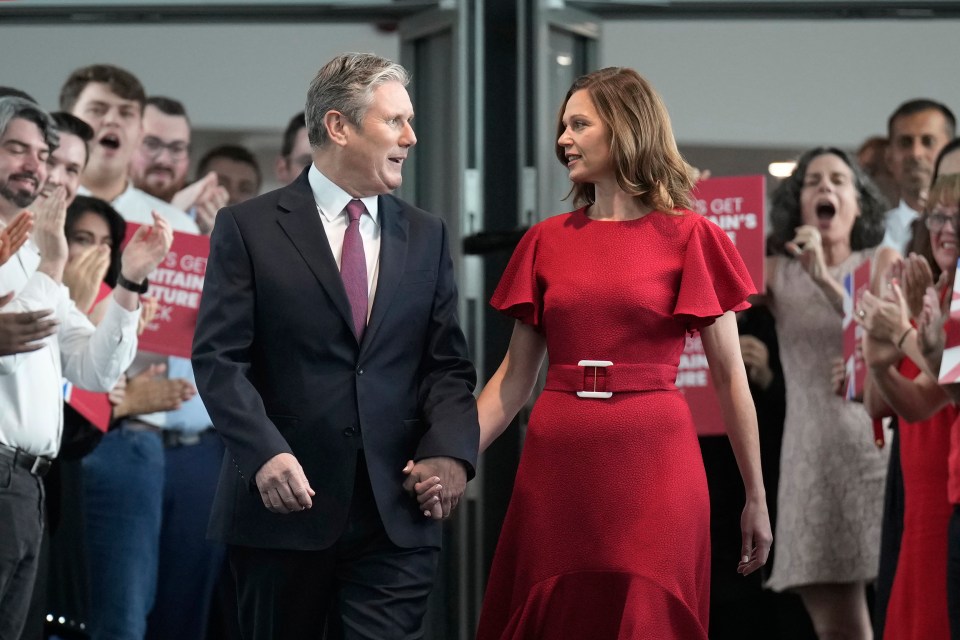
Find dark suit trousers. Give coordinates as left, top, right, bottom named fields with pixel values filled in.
left=229, top=453, right=439, bottom=640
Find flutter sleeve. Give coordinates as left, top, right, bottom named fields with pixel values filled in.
left=490, top=224, right=543, bottom=331
left=673, top=216, right=756, bottom=331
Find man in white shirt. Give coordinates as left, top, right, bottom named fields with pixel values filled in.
left=130, top=95, right=228, bottom=235
left=61, top=65, right=221, bottom=640
left=879, top=99, right=955, bottom=252
left=0, top=96, right=173, bottom=640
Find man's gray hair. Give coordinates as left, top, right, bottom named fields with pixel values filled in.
left=305, top=53, right=409, bottom=148
left=0, top=96, right=59, bottom=151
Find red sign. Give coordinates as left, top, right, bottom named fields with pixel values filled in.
left=680, top=175, right=766, bottom=435
left=842, top=260, right=871, bottom=400
left=123, top=224, right=209, bottom=359
left=63, top=381, right=111, bottom=432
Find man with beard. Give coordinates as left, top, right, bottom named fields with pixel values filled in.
left=130, top=96, right=191, bottom=203
left=130, top=96, right=228, bottom=235
left=880, top=99, right=955, bottom=252
left=0, top=96, right=171, bottom=639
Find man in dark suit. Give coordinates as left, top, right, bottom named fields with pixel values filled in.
left=192, top=53, right=479, bottom=639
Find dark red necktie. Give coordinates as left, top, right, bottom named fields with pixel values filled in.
left=341, top=199, right=368, bottom=340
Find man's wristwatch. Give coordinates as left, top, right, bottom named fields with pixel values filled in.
left=116, top=272, right=149, bottom=294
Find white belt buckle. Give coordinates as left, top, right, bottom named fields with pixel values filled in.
left=576, top=360, right=613, bottom=398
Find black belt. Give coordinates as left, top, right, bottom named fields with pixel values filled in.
left=0, top=442, right=52, bottom=477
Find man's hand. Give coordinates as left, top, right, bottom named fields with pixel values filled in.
left=739, top=335, right=773, bottom=390
left=255, top=452, right=316, bottom=514
left=171, top=172, right=228, bottom=235
left=0, top=292, right=57, bottom=355
left=402, top=456, right=467, bottom=520
left=112, top=363, right=196, bottom=418
left=31, top=186, right=69, bottom=282
left=120, top=211, right=174, bottom=284
left=63, top=245, right=110, bottom=313
left=0, top=210, right=33, bottom=266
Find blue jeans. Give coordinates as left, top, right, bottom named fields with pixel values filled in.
left=82, top=426, right=163, bottom=640
left=146, top=431, right=225, bottom=640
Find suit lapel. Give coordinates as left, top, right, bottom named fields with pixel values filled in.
left=275, top=175, right=356, bottom=339
left=361, top=195, right=408, bottom=353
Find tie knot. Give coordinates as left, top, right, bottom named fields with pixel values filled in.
left=346, top=199, right=366, bottom=223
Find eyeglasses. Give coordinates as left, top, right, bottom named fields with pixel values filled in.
left=141, top=136, right=190, bottom=160
left=924, top=211, right=960, bottom=232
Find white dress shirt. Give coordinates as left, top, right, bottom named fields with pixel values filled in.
left=879, top=200, right=920, bottom=254
left=78, top=181, right=200, bottom=234
left=0, top=240, right=139, bottom=457
left=79, top=182, right=201, bottom=428
left=307, top=165, right=381, bottom=318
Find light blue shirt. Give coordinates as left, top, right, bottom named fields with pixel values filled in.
left=165, top=356, right=212, bottom=433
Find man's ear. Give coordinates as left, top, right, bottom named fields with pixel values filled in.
left=324, top=111, right=350, bottom=147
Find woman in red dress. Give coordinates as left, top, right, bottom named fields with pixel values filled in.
left=422, top=68, right=771, bottom=638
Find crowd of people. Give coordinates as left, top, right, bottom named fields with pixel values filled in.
left=0, top=52, right=957, bottom=640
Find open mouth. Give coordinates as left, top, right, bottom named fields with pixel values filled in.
left=566, top=154, right=581, bottom=166
left=815, top=202, right=836, bottom=221
left=99, top=134, right=120, bottom=151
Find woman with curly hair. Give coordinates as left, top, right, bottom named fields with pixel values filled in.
left=764, top=147, right=890, bottom=638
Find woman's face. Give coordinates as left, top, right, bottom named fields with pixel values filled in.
left=927, top=202, right=959, bottom=273
left=557, top=89, right=613, bottom=185
left=67, top=211, right=112, bottom=265
left=799, top=153, right=861, bottom=246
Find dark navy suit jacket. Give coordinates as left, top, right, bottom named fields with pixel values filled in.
left=192, top=169, right=479, bottom=550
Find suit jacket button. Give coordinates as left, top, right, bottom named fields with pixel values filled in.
left=343, top=427, right=356, bottom=437
left=356, top=366, right=364, bottom=376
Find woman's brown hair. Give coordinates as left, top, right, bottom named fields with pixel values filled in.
left=554, top=67, right=692, bottom=212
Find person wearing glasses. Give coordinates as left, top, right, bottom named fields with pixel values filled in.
left=130, top=96, right=192, bottom=203
left=860, top=172, right=960, bottom=639
left=130, top=96, right=229, bottom=236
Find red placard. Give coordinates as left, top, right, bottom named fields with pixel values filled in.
left=63, top=380, right=111, bottom=432
left=680, top=175, right=766, bottom=435
left=842, top=260, right=871, bottom=400
left=123, top=224, right=209, bottom=358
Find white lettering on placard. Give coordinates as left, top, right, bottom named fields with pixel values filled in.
left=676, top=334, right=710, bottom=388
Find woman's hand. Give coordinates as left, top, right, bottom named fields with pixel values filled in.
left=785, top=225, right=828, bottom=282
left=738, top=496, right=772, bottom=576
left=857, top=285, right=909, bottom=344
left=918, top=285, right=946, bottom=358
left=903, top=254, right=934, bottom=321
left=739, top=335, right=773, bottom=390
left=63, top=244, right=110, bottom=313
left=402, top=460, right=443, bottom=519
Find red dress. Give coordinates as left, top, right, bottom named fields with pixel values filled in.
left=883, top=357, right=955, bottom=640
left=478, top=208, right=754, bottom=640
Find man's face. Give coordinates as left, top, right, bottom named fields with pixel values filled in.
left=337, top=81, right=416, bottom=197
left=129, top=104, right=191, bottom=202
left=0, top=117, right=50, bottom=212
left=70, top=82, right=142, bottom=179
left=887, top=109, right=952, bottom=199
left=275, top=126, right=312, bottom=185
left=205, top=156, right=260, bottom=206
left=41, top=131, right=87, bottom=207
